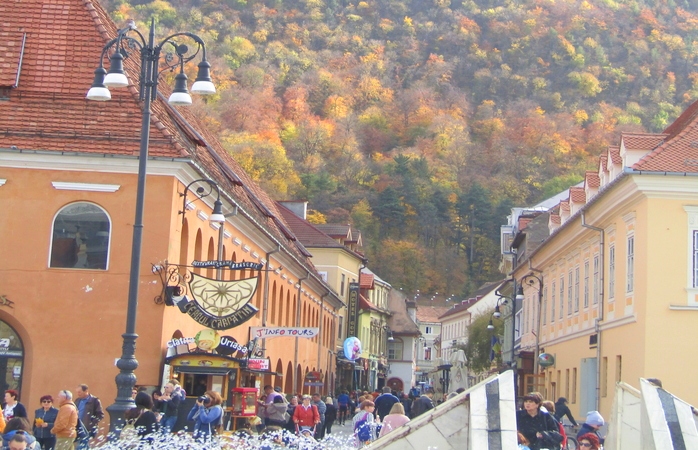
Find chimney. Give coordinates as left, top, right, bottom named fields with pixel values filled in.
left=406, top=300, right=417, bottom=322
left=278, top=201, right=308, bottom=219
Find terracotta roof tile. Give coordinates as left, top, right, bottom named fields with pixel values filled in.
left=585, top=171, right=600, bottom=188
left=550, top=214, right=561, bottom=225
left=608, top=146, right=622, bottom=165
left=620, top=133, right=666, bottom=151
left=277, top=204, right=345, bottom=249
left=315, top=224, right=351, bottom=238
left=360, top=274, right=374, bottom=289
left=0, top=31, right=25, bottom=87
left=599, top=154, right=608, bottom=172
left=559, top=201, right=570, bottom=212
left=569, top=187, right=586, bottom=203
left=415, top=305, right=450, bottom=323
left=0, top=0, right=320, bottom=272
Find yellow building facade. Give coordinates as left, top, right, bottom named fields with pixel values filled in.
left=513, top=108, right=698, bottom=420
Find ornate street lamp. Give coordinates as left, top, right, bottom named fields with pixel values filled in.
left=86, top=19, right=215, bottom=431
left=520, top=274, right=544, bottom=374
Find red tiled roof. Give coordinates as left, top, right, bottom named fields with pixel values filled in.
left=315, top=224, right=351, bottom=238
left=360, top=274, right=374, bottom=289
left=599, top=154, right=608, bottom=172
left=608, top=146, right=622, bottom=165
left=585, top=171, right=600, bottom=188
left=559, top=201, right=570, bottom=212
left=415, top=305, right=450, bottom=323
left=569, top=187, right=585, bottom=203
left=632, top=103, right=698, bottom=173
left=0, top=0, right=319, bottom=270
left=550, top=214, right=561, bottom=225
left=621, top=133, right=666, bottom=151
left=359, top=294, right=379, bottom=311
left=0, top=31, right=25, bottom=87
left=518, top=217, right=532, bottom=230
left=277, top=203, right=345, bottom=249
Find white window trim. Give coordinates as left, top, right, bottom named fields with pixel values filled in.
left=51, top=181, right=120, bottom=192
left=48, top=201, right=112, bottom=271
left=626, top=233, right=635, bottom=294
left=683, top=206, right=698, bottom=306
left=608, top=245, right=616, bottom=301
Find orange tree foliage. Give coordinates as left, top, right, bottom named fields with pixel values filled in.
left=102, top=0, right=698, bottom=297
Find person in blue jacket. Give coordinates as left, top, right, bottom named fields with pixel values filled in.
left=33, top=395, right=58, bottom=450
left=187, top=390, right=223, bottom=440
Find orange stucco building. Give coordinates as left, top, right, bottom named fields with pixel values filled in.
left=0, top=0, right=342, bottom=427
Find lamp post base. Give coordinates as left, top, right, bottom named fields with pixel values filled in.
left=106, top=332, right=138, bottom=433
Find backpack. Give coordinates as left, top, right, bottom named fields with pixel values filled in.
left=354, top=412, right=372, bottom=442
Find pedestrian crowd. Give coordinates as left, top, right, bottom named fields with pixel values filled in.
left=515, top=392, right=605, bottom=450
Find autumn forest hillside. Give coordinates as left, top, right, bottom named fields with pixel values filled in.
left=101, top=0, right=698, bottom=297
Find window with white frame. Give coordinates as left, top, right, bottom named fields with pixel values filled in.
left=424, top=347, right=432, bottom=361
left=425, top=326, right=433, bottom=335
left=593, top=254, right=600, bottom=305
left=574, top=266, right=580, bottom=312
left=50, top=202, right=111, bottom=270
left=388, top=339, right=403, bottom=360
left=627, top=235, right=634, bottom=293
left=514, top=309, right=522, bottom=339
left=551, top=281, right=556, bottom=322
left=559, top=276, right=564, bottom=319
left=609, top=246, right=616, bottom=300
left=542, top=287, right=548, bottom=325
left=584, top=261, right=589, bottom=309
left=694, top=231, right=698, bottom=288
left=567, top=271, right=573, bottom=315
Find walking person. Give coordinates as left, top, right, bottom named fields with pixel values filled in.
left=576, top=411, right=605, bottom=445
left=515, top=392, right=562, bottom=450
left=352, top=400, right=377, bottom=447
left=124, top=392, right=158, bottom=441
left=73, top=384, right=103, bottom=450
left=323, top=397, right=336, bottom=436
left=3, top=391, right=27, bottom=422
left=159, top=380, right=184, bottom=432
left=292, top=395, right=320, bottom=436
left=374, top=387, right=399, bottom=422
left=285, top=396, right=298, bottom=433
left=311, top=393, right=326, bottom=440
left=378, top=402, right=410, bottom=438
left=336, top=391, right=349, bottom=425
left=577, top=432, right=601, bottom=450
left=541, top=400, right=567, bottom=449
left=553, top=397, right=578, bottom=427
left=410, top=388, right=435, bottom=419
left=3, top=418, right=37, bottom=449
left=33, top=395, right=58, bottom=450
left=51, top=390, right=77, bottom=450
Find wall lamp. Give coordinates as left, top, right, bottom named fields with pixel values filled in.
left=179, top=178, right=225, bottom=224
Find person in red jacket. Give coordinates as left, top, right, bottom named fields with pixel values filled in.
left=293, top=395, right=320, bottom=434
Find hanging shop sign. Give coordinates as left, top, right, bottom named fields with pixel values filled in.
left=171, top=273, right=259, bottom=330
left=538, top=353, right=556, bottom=368
left=247, top=358, right=270, bottom=371
left=304, top=370, right=324, bottom=387
left=167, top=329, right=250, bottom=358
left=249, top=327, right=319, bottom=339
left=347, top=282, right=360, bottom=338
left=343, top=337, right=362, bottom=361
left=215, top=335, right=249, bottom=357
left=157, top=261, right=262, bottom=330
left=167, top=353, right=241, bottom=369
left=191, top=260, right=264, bottom=271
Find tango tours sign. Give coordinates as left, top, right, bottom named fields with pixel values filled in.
left=249, top=327, right=319, bottom=339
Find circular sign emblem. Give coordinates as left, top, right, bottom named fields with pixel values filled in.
left=195, top=329, right=220, bottom=353
left=343, top=337, right=362, bottom=361
left=538, top=352, right=556, bottom=368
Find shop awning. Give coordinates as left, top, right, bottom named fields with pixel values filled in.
left=166, top=353, right=243, bottom=375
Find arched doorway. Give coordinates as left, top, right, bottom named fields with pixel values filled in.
left=0, top=320, right=24, bottom=396
left=387, top=377, right=404, bottom=394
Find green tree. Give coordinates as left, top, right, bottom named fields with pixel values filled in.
left=463, top=312, right=502, bottom=374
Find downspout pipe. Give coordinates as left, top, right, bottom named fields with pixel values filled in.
left=582, top=212, right=605, bottom=411
left=261, top=244, right=281, bottom=358
left=294, top=271, right=310, bottom=394
left=317, top=291, right=329, bottom=389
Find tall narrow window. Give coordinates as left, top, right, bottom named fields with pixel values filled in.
left=572, top=368, right=577, bottom=403
left=542, top=287, right=548, bottom=325
left=559, top=277, right=564, bottom=319
left=574, top=266, right=580, bottom=312
left=609, top=246, right=616, bottom=299
left=50, top=202, right=111, bottom=270
left=340, top=274, right=346, bottom=297
left=567, top=271, right=573, bottom=315
left=551, top=281, right=556, bottom=322
left=627, top=236, right=634, bottom=293
left=565, top=369, right=570, bottom=399
left=583, top=261, right=589, bottom=309
left=694, top=231, right=698, bottom=287
left=593, top=255, right=599, bottom=305
left=602, top=357, right=609, bottom=398
left=615, top=355, right=622, bottom=384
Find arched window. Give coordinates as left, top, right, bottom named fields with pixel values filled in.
left=50, top=202, right=111, bottom=270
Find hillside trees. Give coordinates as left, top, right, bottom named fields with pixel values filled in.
left=100, top=0, right=698, bottom=297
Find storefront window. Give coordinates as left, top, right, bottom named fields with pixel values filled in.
left=0, top=320, right=23, bottom=395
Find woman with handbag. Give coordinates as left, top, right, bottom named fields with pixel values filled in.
left=186, top=390, right=223, bottom=441
left=122, top=392, right=158, bottom=442
left=516, top=392, right=562, bottom=450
